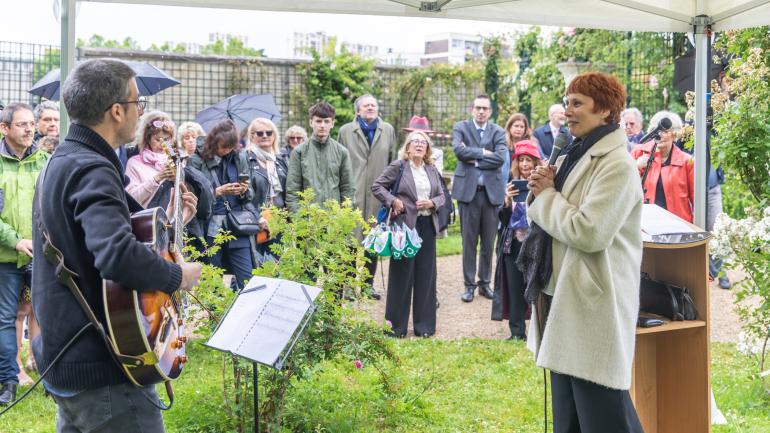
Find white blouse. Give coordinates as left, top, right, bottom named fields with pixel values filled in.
left=410, top=161, right=432, bottom=216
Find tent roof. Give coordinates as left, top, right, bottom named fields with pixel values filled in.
left=83, top=0, right=770, bottom=32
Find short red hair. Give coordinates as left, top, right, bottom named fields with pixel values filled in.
left=567, top=72, right=626, bottom=125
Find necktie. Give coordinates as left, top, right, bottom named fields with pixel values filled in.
left=477, top=128, right=484, bottom=139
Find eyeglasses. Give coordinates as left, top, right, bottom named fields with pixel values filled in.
left=12, top=121, right=36, bottom=129
left=251, top=130, right=273, bottom=137
left=473, top=106, right=491, bottom=111
left=410, top=139, right=428, bottom=146
left=288, top=136, right=304, bottom=141
left=104, top=98, right=147, bottom=112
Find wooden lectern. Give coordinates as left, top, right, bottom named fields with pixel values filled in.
left=631, top=206, right=712, bottom=433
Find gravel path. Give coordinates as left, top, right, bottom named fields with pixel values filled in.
left=362, top=254, right=744, bottom=343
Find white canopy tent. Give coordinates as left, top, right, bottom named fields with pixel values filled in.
left=58, top=0, right=770, bottom=228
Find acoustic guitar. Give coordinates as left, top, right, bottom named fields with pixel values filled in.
left=103, top=141, right=188, bottom=386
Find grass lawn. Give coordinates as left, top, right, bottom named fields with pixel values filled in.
left=1, top=340, right=767, bottom=433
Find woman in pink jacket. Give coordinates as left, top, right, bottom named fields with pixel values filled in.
left=125, top=111, right=177, bottom=207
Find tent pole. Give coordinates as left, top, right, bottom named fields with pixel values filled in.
left=60, top=0, right=77, bottom=138
left=692, top=15, right=711, bottom=229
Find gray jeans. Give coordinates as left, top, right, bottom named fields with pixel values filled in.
left=53, top=382, right=165, bottom=433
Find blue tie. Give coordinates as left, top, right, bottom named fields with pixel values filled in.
left=477, top=128, right=485, bottom=186
left=477, top=128, right=484, bottom=139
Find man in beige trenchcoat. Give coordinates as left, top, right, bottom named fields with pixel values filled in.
left=337, top=94, right=397, bottom=299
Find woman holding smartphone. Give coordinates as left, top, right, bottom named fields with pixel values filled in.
left=188, top=120, right=259, bottom=289
left=491, top=139, right=542, bottom=340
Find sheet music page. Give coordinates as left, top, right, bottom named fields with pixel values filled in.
left=641, top=203, right=696, bottom=235
left=205, top=276, right=321, bottom=366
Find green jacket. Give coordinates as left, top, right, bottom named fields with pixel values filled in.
left=0, top=139, right=49, bottom=267
left=286, top=136, right=354, bottom=213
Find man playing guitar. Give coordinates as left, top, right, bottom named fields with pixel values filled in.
left=32, top=59, right=202, bottom=433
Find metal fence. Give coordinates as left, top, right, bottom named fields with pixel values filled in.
left=1, top=36, right=684, bottom=140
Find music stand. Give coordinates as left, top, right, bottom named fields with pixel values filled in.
left=205, top=276, right=321, bottom=433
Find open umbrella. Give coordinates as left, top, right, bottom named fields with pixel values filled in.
left=28, top=60, right=180, bottom=100
left=195, top=94, right=281, bottom=133
left=673, top=49, right=729, bottom=95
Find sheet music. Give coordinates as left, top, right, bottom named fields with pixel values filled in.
left=641, top=203, right=696, bottom=235
left=205, top=276, right=321, bottom=366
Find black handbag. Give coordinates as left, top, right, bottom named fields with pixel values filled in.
left=639, top=272, right=698, bottom=321
left=437, top=174, right=454, bottom=232
left=223, top=201, right=261, bottom=236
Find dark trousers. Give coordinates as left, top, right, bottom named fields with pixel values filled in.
left=385, top=216, right=437, bottom=337
left=364, top=250, right=378, bottom=290
left=53, top=382, right=165, bottom=432
left=550, top=371, right=644, bottom=433
left=210, top=244, right=254, bottom=290
left=458, top=189, right=498, bottom=291
left=503, top=240, right=527, bottom=338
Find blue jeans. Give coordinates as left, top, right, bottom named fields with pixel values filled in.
left=0, top=262, right=24, bottom=384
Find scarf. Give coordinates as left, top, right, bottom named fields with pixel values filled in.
left=357, top=116, right=378, bottom=146
left=140, top=147, right=169, bottom=172
left=516, top=123, right=619, bottom=304
left=252, top=147, right=282, bottom=196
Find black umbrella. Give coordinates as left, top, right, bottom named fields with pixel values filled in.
left=195, top=94, right=282, bottom=133
left=673, top=49, right=729, bottom=95
left=29, top=60, right=180, bottom=100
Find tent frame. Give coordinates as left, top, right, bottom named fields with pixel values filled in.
left=57, top=0, right=770, bottom=228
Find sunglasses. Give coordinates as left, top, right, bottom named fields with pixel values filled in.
left=251, top=130, right=274, bottom=137
left=288, top=136, right=304, bottom=141
left=151, top=119, right=174, bottom=129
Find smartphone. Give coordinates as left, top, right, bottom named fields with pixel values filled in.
left=238, top=174, right=250, bottom=184
left=509, top=179, right=529, bottom=202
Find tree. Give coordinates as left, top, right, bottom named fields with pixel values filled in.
left=201, top=38, right=264, bottom=57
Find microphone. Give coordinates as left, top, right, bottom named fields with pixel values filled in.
left=548, top=132, right=570, bottom=166
left=637, top=116, right=673, bottom=145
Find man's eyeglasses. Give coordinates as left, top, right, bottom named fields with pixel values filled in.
left=104, top=98, right=147, bottom=112
left=288, top=136, right=304, bottom=141
left=251, top=130, right=273, bottom=138
left=473, top=106, right=491, bottom=111
left=12, top=122, right=36, bottom=129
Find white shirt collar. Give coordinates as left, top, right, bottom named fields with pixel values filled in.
left=473, top=120, right=487, bottom=131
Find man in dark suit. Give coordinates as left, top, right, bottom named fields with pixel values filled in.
left=532, top=103, right=571, bottom=159
left=451, top=95, right=508, bottom=302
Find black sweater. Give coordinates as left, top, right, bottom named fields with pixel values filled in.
left=32, top=124, right=182, bottom=390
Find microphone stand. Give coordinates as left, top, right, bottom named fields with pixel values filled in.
left=640, top=138, right=659, bottom=204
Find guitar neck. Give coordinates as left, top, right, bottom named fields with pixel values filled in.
left=171, top=157, right=185, bottom=254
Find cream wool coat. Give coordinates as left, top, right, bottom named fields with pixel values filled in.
left=527, top=128, right=643, bottom=390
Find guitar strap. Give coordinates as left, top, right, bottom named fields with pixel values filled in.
left=35, top=161, right=151, bottom=370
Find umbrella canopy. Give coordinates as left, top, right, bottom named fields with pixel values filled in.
left=673, top=49, right=730, bottom=95
left=28, top=60, right=180, bottom=100
left=195, top=94, right=282, bottom=133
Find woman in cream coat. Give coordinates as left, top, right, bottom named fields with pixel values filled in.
left=527, top=72, right=644, bottom=433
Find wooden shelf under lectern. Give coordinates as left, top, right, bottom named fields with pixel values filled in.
left=630, top=228, right=711, bottom=433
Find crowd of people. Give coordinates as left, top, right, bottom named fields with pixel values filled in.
left=0, top=59, right=729, bottom=432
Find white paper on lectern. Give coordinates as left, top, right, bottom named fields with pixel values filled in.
left=641, top=203, right=695, bottom=235
left=205, top=276, right=321, bottom=366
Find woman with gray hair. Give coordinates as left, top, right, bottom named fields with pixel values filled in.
left=630, top=110, right=695, bottom=222
left=278, top=125, right=307, bottom=172
left=177, top=121, right=205, bottom=158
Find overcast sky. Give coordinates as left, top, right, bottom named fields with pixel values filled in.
left=5, top=1, right=541, bottom=57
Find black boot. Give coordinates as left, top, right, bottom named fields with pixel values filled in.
left=0, top=383, right=18, bottom=406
